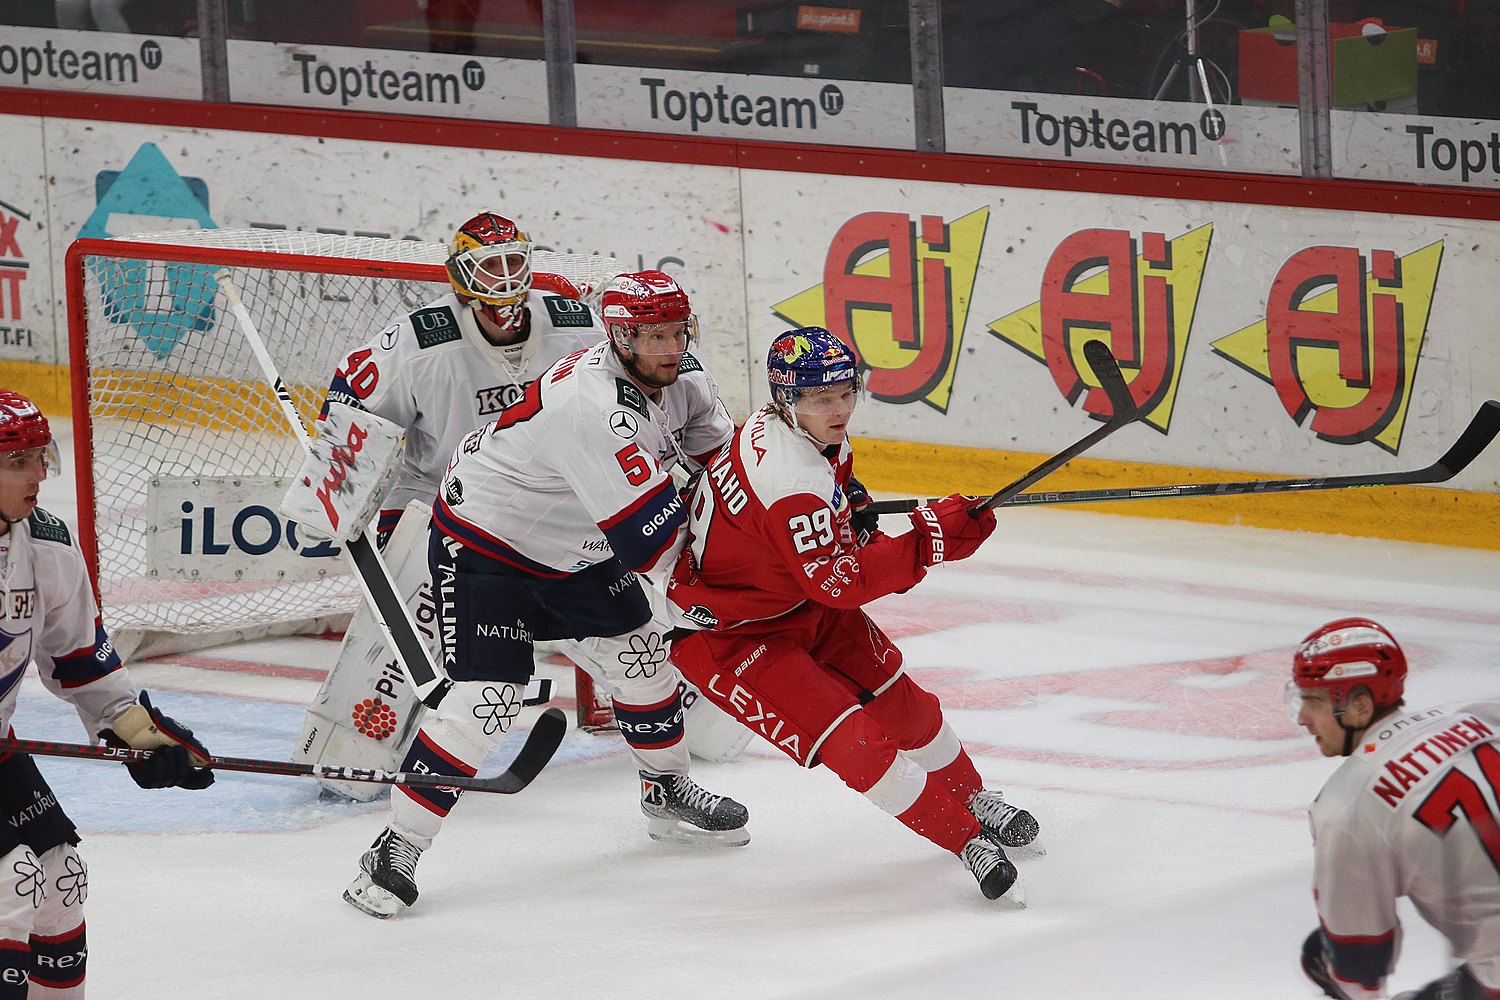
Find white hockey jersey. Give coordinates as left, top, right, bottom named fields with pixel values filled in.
left=0, top=509, right=136, bottom=742
left=1310, top=700, right=1500, bottom=999
left=434, top=340, right=733, bottom=576
left=323, top=287, right=606, bottom=515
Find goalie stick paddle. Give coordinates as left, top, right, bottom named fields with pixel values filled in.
left=866, top=398, right=1500, bottom=515
left=215, top=271, right=452, bottom=710
left=0, top=708, right=569, bottom=796
left=971, top=338, right=1140, bottom=514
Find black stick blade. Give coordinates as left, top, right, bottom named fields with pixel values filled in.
left=1081, top=338, right=1139, bottom=424
left=1432, top=399, right=1500, bottom=479
left=480, top=707, right=568, bottom=794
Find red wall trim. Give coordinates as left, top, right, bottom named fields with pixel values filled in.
left=11, top=86, right=1500, bottom=222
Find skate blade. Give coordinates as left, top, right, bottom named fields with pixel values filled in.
left=646, top=815, right=751, bottom=847
left=1000, top=874, right=1028, bottom=909
left=343, top=873, right=404, bottom=919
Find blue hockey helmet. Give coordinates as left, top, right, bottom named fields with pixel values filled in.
left=766, top=327, right=861, bottom=410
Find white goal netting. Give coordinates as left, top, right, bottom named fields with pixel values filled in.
left=68, top=228, right=623, bottom=654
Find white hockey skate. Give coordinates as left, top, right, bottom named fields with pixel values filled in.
left=961, top=832, right=1025, bottom=906
left=344, top=827, right=423, bottom=919
left=969, top=789, right=1043, bottom=855
left=639, top=771, right=750, bottom=847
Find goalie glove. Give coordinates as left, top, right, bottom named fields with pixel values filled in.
left=101, top=691, right=216, bottom=790
left=909, top=493, right=996, bottom=567
left=845, top=475, right=879, bottom=545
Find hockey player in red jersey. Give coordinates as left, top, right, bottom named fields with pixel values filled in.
left=0, top=392, right=216, bottom=995
left=666, top=326, right=1039, bottom=903
left=343, top=272, right=750, bottom=919
left=1291, top=618, right=1500, bottom=1000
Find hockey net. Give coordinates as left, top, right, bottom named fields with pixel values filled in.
left=66, top=229, right=625, bottom=684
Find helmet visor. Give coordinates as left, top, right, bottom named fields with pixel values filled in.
left=790, top=374, right=863, bottom=416
left=623, top=316, right=698, bottom=357
left=0, top=440, right=60, bottom=480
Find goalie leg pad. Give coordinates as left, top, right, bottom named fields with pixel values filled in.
left=293, top=501, right=436, bottom=800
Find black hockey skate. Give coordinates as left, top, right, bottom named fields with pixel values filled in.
left=961, top=832, right=1023, bottom=904
left=969, top=789, right=1041, bottom=851
left=344, top=827, right=423, bottom=919
left=639, top=771, right=750, bottom=846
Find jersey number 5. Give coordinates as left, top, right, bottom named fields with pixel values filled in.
left=788, top=508, right=834, bottom=554
left=1413, top=741, right=1500, bottom=876
left=615, top=443, right=653, bottom=486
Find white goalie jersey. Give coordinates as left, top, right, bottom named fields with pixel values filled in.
left=435, top=340, right=733, bottom=576
left=323, top=287, right=607, bottom=519
left=1310, top=700, right=1500, bottom=999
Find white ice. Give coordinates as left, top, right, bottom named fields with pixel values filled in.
left=22, top=428, right=1499, bottom=999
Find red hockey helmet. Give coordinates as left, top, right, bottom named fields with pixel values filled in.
left=600, top=270, right=697, bottom=357
left=0, top=391, right=60, bottom=476
left=446, top=212, right=533, bottom=332
left=1291, top=617, right=1407, bottom=711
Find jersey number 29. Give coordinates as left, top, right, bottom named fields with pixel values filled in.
left=788, top=508, right=834, bottom=554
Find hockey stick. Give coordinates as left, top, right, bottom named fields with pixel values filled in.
left=0, top=708, right=568, bottom=795
left=866, top=399, right=1500, bottom=515
left=970, top=338, right=1140, bottom=514
left=215, top=272, right=451, bottom=709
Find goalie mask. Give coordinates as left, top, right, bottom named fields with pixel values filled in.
left=446, top=212, right=533, bottom=334
left=601, top=270, right=698, bottom=389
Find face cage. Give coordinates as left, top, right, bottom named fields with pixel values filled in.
left=450, top=242, right=533, bottom=308
left=616, top=315, right=698, bottom=358
left=0, top=439, right=61, bottom=480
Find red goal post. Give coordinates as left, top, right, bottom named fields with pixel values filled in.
left=65, top=229, right=621, bottom=726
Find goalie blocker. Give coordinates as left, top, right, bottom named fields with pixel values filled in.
left=293, top=502, right=747, bottom=800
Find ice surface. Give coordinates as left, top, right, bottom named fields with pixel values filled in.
left=21, top=427, right=1496, bottom=998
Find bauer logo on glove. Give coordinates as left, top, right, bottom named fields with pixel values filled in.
left=281, top=400, right=405, bottom=543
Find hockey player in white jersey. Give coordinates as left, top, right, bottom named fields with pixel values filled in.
left=343, top=271, right=750, bottom=919
left=0, top=392, right=216, bottom=994
left=1290, top=618, right=1500, bottom=1000
left=291, top=212, right=609, bottom=798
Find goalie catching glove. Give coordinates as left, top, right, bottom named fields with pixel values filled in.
left=100, top=691, right=216, bottom=790
left=909, top=493, right=996, bottom=567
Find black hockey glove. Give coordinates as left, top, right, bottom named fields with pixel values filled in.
left=1300, top=929, right=1351, bottom=1000
left=101, top=691, right=216, bottom=790
left=846, top=475, right=879, bottom=544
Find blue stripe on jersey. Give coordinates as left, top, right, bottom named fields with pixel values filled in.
left=612, top=691, right=685, bottom=750
left=395, top=730, right=476, bottom=816
left=52, top=623, right=123, bottom=689
left=433, top=500, right=567, bottom=578
left=0, top=662, right=23, bottom=704
left=1323, top=925, right=1395, bottom=990
left=598, top=481, right=685, bottom=574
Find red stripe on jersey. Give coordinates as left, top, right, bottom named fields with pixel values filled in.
left=434, top=500, right=568, bottom=578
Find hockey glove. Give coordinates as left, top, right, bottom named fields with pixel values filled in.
left=101, top=691, right=215, bottom=790
left=845, top=475, right=879, bottom=545
left=909, top=493, right=996, bottom=567
left=1300, top=929, right=1352, bottom=1000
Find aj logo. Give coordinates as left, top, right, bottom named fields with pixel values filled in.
left=989, top=225, right=1212, bottom=432
left=1212, top=242, right=1442, bottom=453
left=772, top=209, right=989, bottom=412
